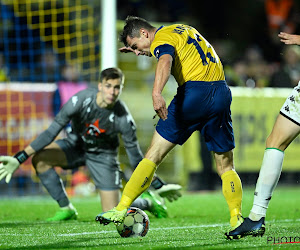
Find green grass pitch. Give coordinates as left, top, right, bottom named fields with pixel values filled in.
left=0, top=186, right=299, bottom=249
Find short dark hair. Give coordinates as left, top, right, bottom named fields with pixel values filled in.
left=99, top=67, right=124, bottom=83
left=119, top=16, right=155, bottom=46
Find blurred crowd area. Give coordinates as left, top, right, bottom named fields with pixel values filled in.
left=117, top=0, right=300, bottom=88
left=1, top=0, right=300, bottom=87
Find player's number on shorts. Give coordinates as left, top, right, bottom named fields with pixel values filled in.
left=187, top=33, right=218, bottom=65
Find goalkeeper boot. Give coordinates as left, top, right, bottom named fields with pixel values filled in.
left=225, top=217, right=265, bottom=240
left=95, top=207, right=127, bottom=226
left=141, top=190, right=168, bottom=218
left=46, top=207, right=78, bottom=222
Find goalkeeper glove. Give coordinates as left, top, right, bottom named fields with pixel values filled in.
left=0, top=151, right=28, bottom=183
left=151, top=176, right=182, bottom=202
left=0, top=156, right=20, bottom=183
left=155, top=183, right=182, bottom=202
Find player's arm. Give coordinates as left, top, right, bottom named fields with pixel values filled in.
left=119, top=46, right=140, bottom=56
left=152, top=54, right=173, bottom=120
left=278, top=32, right=300, bottom=45
left=118, top=106, right=144, bottom=169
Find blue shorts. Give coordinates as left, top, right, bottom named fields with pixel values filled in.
left=156, top=81, right=235, bottom=153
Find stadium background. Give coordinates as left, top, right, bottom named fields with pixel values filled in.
left=0, top=0, right=299, bottom=196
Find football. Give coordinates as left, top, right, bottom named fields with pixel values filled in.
left=116, top=207, right=150, bottom=238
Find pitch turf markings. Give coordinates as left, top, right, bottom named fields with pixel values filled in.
left=57, top=223, right=226, bottom=237
left=1, top=218, right=299, bottom=237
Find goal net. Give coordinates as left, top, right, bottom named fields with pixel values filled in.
left=0, top=0, right=100, bottom=83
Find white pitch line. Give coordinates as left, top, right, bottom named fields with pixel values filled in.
left=0, top=223, right=226, bottom=237
left=0, top=218, right=299, bottom=237
left=57, top=218, right=300, bottom=237
left=57, top=223, right=226, bottom=237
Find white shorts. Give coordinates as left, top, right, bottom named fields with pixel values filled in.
left=280, top=81, right=300, bottom=125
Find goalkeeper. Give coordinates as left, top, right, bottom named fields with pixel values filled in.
left=0, top=67, right=181, bottom=221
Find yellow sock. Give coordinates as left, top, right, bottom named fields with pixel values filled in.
left=116, top=158, right=157, bottom=211
left=221, top=170, right=243, bottom=227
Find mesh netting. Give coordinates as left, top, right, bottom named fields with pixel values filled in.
left=0, top=0, right=100, bottom=83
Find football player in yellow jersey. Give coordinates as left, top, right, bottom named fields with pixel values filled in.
left=96, top=16, right=243, bottom=236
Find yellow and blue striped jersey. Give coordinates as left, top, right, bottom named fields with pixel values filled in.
left=150, top=24, right=225, bottom=86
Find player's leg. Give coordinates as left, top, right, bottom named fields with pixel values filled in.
left=214, top=150, right=243, bottom=230
left=226, top=125, right=298, bottom=240
left=89, top=154, right=164, bottom=220
left=96, top=82, right=223, bottom=225
left=99, top=189, right=167, bottom=218
left=250, top=114, right=300, bottom=221
left=88, top=156, right=123, bottom=213
left=117, top=130, right=176, bottom=211
left=32, top=142, right=68, bottom=173
left=250, top=85, right=300, bottom=221
left=32, top=140, right=82, bottom=221
left=226, top=85, right=300, bottom=239
left=95, top=160, right=168, bottom=218
left=99, top=189, right=120, bottom=212
left=225, top=114, right=290, bottom=239
left=196, top=83, right=242, bottom=230
left=98, top=187, right=155, bottom=213
left=96, top=131, right=175, bottom=225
